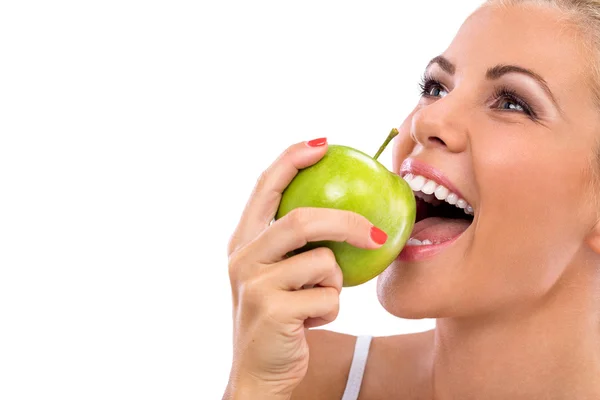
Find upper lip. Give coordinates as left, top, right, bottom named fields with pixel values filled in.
left=399, top=158, right=468, bottom=203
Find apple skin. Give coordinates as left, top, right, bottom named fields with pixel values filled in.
left=275, top=144, right=416, bottom=287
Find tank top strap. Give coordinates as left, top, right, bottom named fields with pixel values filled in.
left=341, top=335, right=373, bottom=400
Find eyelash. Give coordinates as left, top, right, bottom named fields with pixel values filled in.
left=418, top=75, right=538, bottom=120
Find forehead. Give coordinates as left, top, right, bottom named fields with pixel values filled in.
left=445, top=5, right=590, bottom=104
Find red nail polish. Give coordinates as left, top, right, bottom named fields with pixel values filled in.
left=306, top=137, right=327, bottom=147
left=370, top=226, right=388, bottom=245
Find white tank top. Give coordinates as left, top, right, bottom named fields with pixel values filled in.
left=341, top=335, right=373, bottom=400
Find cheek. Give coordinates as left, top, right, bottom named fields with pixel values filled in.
left=472, top=129, right=590, bottom=291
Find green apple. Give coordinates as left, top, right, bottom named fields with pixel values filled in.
left=275, top=128, right=416, bottom=287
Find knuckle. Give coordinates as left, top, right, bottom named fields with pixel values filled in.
left=228, top=257, right=248, bottom=297
left=287, top=208, right=310, bottom=233
left=316, top=246, right=336, bottom=262
left=228, top=249, right=243, bottom=279
left=323, top=287, right=340, bottom=306
left=344, top=210, right=363, bottom=231
left=328, top=259, right=343, bottom=284
left=328, top=301, right=341, bottom=320
left=281, top=144, right=296, bottom=161
left=313, top=247, right=336, bottom=268
left=238, top=276, right=267, bottom=310
left=254, top=169, right=270, bottom=192
left=228, top=247, right=258, bottom=286
left=334, top=269, right=344, bottom=291
left=254, top=143, right=295, bottom=193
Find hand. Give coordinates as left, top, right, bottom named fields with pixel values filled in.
left=224, top=138, right=388, bottom=399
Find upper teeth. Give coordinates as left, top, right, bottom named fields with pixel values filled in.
left=402, top=173, right=474, bottom=216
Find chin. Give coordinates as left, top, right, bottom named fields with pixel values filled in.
left=375, top=260, right=476, bottom=320
left=375, top=265, right=443, bottom=319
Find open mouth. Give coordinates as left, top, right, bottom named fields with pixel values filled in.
left=402, top=173, right=474, bottom=247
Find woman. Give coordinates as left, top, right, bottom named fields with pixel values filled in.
left=224, top=0, right=600, bottom=398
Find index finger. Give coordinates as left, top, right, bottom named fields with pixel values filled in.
left=227, top=138, right=328, bottom=256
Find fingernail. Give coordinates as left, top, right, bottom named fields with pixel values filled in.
left=370, top=226, right=388, bottom=245
left=306, top=137, right=327, bottom=147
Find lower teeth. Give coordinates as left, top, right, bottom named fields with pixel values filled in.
left=407, top=238, right=434, bottom=246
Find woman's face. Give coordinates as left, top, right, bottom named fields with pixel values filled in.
left=377, top=4, right=600, bottom=318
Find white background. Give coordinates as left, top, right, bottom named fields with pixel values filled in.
left=0, top=1, right=483, bottom=399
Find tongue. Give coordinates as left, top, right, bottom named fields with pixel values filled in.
left=411, top=217, right=471, bottom=243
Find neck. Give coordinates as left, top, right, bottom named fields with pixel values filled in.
left=431, top=257, right=600, bottom=400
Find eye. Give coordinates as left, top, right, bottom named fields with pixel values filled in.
left=498, top=99, right=524, bottom=112
left=492, top=87, right=537, bottom=119
left=429, top=85, right=448, bottom=98
left=419, top=77, right=448, bottom=98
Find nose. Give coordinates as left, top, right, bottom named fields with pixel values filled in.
left=410, top=93, right=469, bottom=153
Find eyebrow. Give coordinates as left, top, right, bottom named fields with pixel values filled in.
left=427, top=56, right=456, bottom=75
left=426, top=55, right=562, bottom=113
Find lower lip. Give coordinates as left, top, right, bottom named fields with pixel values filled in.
left=397, top=235, right=461, bottom=262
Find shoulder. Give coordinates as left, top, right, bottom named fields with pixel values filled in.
left=360, top=329, right=434, bottom=399
left=290, top=329, right=434, bottom=400
left=291, top=329, right=357, bottom=400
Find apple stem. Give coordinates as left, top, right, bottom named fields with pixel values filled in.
left=373, top=128, right=399, bottom=160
